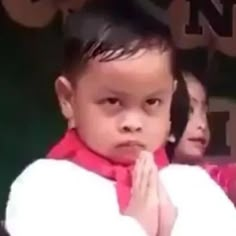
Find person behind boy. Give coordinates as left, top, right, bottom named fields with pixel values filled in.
left=167, top=71, right=236, bottom=206
left=5, top=1, right=236, bottom=236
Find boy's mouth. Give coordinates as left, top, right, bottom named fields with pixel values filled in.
left=117, top=140, right=145, bottom=147
left=116, top=141, right=145, bottom=153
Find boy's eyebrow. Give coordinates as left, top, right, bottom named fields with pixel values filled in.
left=105, top=88, right=171, bottom=97
left=147, top=89, right=171, bottom=97
left=105, top=89, right=129, bottom=97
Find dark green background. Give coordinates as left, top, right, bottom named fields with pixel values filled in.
left=0, top=5, right=65, bottom=218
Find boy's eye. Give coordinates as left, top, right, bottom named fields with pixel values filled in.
left=104, top=97, right=121, bottom=105
left=146, top=98, right=161, bottom=106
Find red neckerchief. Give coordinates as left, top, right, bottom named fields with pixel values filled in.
left=47, top=129, right=169, bottom=211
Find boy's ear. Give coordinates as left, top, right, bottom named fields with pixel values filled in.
left=55, top=76, right=75, bottom=122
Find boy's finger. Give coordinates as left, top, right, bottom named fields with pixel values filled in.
left=138, top=155, right=150, bottom=197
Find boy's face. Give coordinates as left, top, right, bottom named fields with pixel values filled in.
left=57, top=49, right=175, bottom=164
left=175, top=77, right=210, bottom=162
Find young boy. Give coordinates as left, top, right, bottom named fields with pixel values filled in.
left=5, top=1, right=236, bottom=236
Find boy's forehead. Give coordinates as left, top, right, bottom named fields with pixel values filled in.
left=84, top=49, right=173, bottom=83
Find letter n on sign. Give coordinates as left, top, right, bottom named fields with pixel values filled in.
left=185, top=0, right=236, bottom=37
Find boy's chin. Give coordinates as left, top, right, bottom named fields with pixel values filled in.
left=106, top=153, right=137, bottom=165
left=104, top=149, right=140, bottom=166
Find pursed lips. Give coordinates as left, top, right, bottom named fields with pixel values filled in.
left=116, top=140, right=146, bottom=150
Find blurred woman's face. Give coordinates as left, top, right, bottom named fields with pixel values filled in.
left=174, top=76, right=210, bottom=163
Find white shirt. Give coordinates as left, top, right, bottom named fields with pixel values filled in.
left=5, top=160, right=236, bottom=236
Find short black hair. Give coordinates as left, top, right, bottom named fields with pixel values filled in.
left=61, top=0, right=178, bottom=80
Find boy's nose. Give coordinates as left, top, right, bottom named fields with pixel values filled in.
left=121, top=125, right=142, bottom=133
left=119, top=114, right=143, bottom=133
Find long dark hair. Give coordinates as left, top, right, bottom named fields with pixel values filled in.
left=166, top=73, right=190, bottom=160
